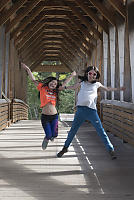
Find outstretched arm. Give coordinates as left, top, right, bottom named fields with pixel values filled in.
left=100, top=85, right=126, bottom=92
left=59, top=71, right=77, bottom=90
left=64, top=82, right=81, bottom=90
left=21, top=63, right=38, bottom=86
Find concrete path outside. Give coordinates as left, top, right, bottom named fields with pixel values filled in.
left=0, top=119, right=134, bottom=200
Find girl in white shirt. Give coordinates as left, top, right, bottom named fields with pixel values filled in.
left=57, top=66, right=125, bottom=159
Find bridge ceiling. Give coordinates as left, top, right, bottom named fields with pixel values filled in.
left=0, top=0, right=126, bottom=72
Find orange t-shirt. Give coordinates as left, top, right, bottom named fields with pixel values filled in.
left=37, top=83, right=57, bottom=108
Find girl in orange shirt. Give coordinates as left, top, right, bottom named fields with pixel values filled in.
left=21, top=63, right=76, bottom=149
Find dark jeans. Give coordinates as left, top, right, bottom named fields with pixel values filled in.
left=41, top=114, right=58, bottom=140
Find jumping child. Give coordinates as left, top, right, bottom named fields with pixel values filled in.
left=57, top=66, right=125, bottom=159
left=21, top=63, right=76, bottom=150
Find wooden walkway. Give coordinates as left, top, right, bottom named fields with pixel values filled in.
left=0, top=120, right=134, bottom=200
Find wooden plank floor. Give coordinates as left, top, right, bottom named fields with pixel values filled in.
left=0, top=120, right=134, bottom=200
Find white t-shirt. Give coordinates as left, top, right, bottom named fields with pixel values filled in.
left=77, top=81, right=103, bottom=110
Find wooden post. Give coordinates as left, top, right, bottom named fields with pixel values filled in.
left=5, top=33, right=10, bottom=97
left=0, top=26, right=5, bottom=98
left=114, top=26, right=120, bottom=100
left=103, top=32, right=108, bottom=100
left=128, top=0, right=134, bottom=102
left=117, top=18, right=125, bottom=102
left=109, top=26, right=116, bottom=100
left=107, top=31, right=111, bottom=99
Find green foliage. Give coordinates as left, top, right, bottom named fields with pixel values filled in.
left=59, top=89, right=75, bottom=113
left=27, top=77, right=41, bottom=119
left=58, top=77, right=75, bottom=113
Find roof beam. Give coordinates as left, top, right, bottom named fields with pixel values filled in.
left=16, top=22, right=44, bottom=49
left=64, top=29, right=90, bottom=57
left=63, top=34, right=85, bottom=58
left=88, top=0, right=116, bottom=26
left=18, top=30, right=44, bottom=53
left=5, top=0, right=42, bottom=33
left=65, top=20, right=94, bottom=49
left=107, top=0, right=126, bottom=18
left=10, top=2, right=45, bottom=39
left=74, top=0, right=109, bottom=34
left=0, top=0, right=10, bottom=12
left=0, top=0, right=27, bottom=26
left=35, top=65, right=71, bottom=73
left=66, top=12, right=96, bottom=45
left=60, top=52, right=76, bottom=70
left=15, top=13, right=44, bottom=44
left=64, top=1, right=102, bottom=40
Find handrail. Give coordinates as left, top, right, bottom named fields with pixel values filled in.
left=101, top=99, right=134, bottom=146
left=101, top=99, right=134, bottom=110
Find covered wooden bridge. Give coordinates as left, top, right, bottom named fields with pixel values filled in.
left=0, top=0, right=134, bottom=145
left=0, top=0, right=134, bottom=199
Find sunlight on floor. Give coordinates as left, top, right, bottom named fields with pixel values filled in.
left=0, top=121, right=104, bottom=198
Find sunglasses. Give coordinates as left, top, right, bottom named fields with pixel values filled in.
left=88, top=72, right=97, bottom=76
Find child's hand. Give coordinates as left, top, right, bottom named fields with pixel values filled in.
left=71, top=71, right=77, bottom=76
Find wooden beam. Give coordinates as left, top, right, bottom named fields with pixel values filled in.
left=10, top=2, right=45, bottom=39
left=19, top=33, right=43, bottom=55
left=44, top=9, right=68, bottom=16
left=66, top=12, right=96, bottom=43
left=107, top=0, right=126, bottom=18
left=22, top=44, right=44, bottom=62
left=60, top=48, right=78, bottom=65
left=64, top=1, right=102, bottom=40
left=20, top=37, right=43, bottom=57
left=88, top=0, right=116, bottom=26
left=22, top=41, right=62, bottom=59
left=64, top=29, right=90, bottom=57
left=14, top=14, right=44, bottom=44
left=16, top=22, right=44, bottom=49
left=18, top=30, right=43, bottom=53
left=34, top=65, right=71, bottom=73
left=61, top=44, right=80, bottom=62
left=65, top=20, right=94, bottom=49
left=63, top=34, right=85, bottom=58
left=5, top=0, right=42, bottom=33
left=30, top=54, right=70, bottom=72
left=0, top=0, right=27, bottom=26
left=60, top=53, right=75, bottom=70
left=74, top=0, right=109, bottom=34
left=0, top=0, right=10, bottom=12
left=43, top=37, right=63, bottom=42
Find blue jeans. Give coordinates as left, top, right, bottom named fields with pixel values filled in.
left=41, top=114, right=58, bottom=140
left=64, top=106, right=114, bottom=151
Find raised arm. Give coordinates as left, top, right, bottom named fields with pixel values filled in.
left=59, top=71, right=77, bottom=90
left=64, top=82, right=81, bottom=90
left=21, top=63, right=38, bottom=86
left=100, top=85, right=125, bottom=92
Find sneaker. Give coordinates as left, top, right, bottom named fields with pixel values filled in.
left=57, top=146, right=68, bottom=158
left=42, top=137, right=48, bottom=150
left=50, top=137, right=54, bottom=142
left=109, top=150, right=117, bottom=160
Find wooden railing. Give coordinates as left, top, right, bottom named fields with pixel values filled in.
left=0, top=98, right=29, bottom=131
left=11, top=99, right=28, bottom=122
left=0, top=99, right=9, bottom=131
left=100, top=100, right=134, bottom=146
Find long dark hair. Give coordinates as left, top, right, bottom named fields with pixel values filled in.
left=78, top=66, right=100, bottom=83
left=38, top=77, right=62, bottom=107
left=41, top=77, right=61, bottom=89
